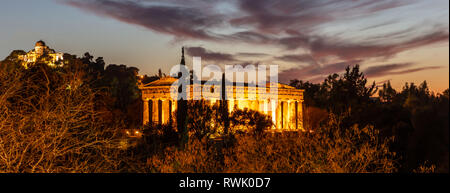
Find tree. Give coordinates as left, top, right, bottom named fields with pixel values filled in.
left=103, top=64, right=140, bottom=110
left=177, top=47, right=189, bottom=148
left=289, top=79, right=323, bottom=107
left=220, top=73, right=230, bottom=134
left=379, top=81, right=397, bottom=102
left=0, top=61, right=125, bottom=172
left=322, top=65, right=376, bottom=114
left=1, top=50, right=27, bottom=70
left=229, top=108, right=273, bottom=135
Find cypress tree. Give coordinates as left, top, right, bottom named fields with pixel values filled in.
left=177, top=47, right=189, bottom=148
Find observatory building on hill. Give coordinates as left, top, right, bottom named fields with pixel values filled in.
left=18, top=40, right=64, bottom=68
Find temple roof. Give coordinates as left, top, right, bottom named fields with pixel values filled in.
left=143, top=77, right=178, bottom=87
left=275, top=83, right=296, bottom=89
left=142, top=76, right=297, bottom=90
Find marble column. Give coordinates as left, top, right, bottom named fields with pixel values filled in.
left=169, top=100, right=173, bottom=124
left=152, top=99, right=158, bottom=124
left=271, top=100, right=277, bottom=129
left=148, top=100, right=153, bottom=125
left=163, top=99, right=170, bottom=124
left=143, top=99, right=149, bottom=126
left=280, top=101, right=284, bottom=129
left=278, top=101, right=283, bottom=129
left=264, top=99, right=269, bottom=115
left=295, top=101, right=298, bottom=130
left=286, top=100, right=291, bottom=130
left=172, top=99, right=177, bottom=113
left=158, top=99, right=163, bottom=125
left=298, top=100, right=304, bottom=131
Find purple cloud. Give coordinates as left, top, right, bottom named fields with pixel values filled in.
left=65, top=0, right=225, bottom=40
left=365, top=63, right=443, bottom=78
left=278, top=59, right=363, bottom=83
left=274, top=54, right=317, bottom=65
left=308, top=30, right=449, bottom=61
left=236, top=52, right=271, bottom=57
left=64, top=0, right=449, bottom=81
left=185, top=47, right=239, bottom=63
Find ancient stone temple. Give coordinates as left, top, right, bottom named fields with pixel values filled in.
left=18, top=40, right=64, bottom=68
left=139, top=49, right=305, bottom=131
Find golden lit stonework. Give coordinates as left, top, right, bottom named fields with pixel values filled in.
left=139, top=77, right=305, bottom=132
left=18, top=40, right=64, bottom=68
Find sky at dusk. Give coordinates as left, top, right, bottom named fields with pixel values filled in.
left=0, top=0, right=448, bottom=93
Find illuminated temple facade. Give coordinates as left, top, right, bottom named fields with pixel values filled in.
left=139, top=49, right=305, bottom=131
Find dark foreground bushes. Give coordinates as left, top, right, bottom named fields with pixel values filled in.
left=0, top=64, right=126, bottom=172
left=146, top=114, right=397, bottom=173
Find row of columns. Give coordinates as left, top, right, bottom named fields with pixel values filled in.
left=143, top=98, right=303, bottom=130
left=143, top=99, right=176, bottom=126
left=228, top=99, right=302, bottom=130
